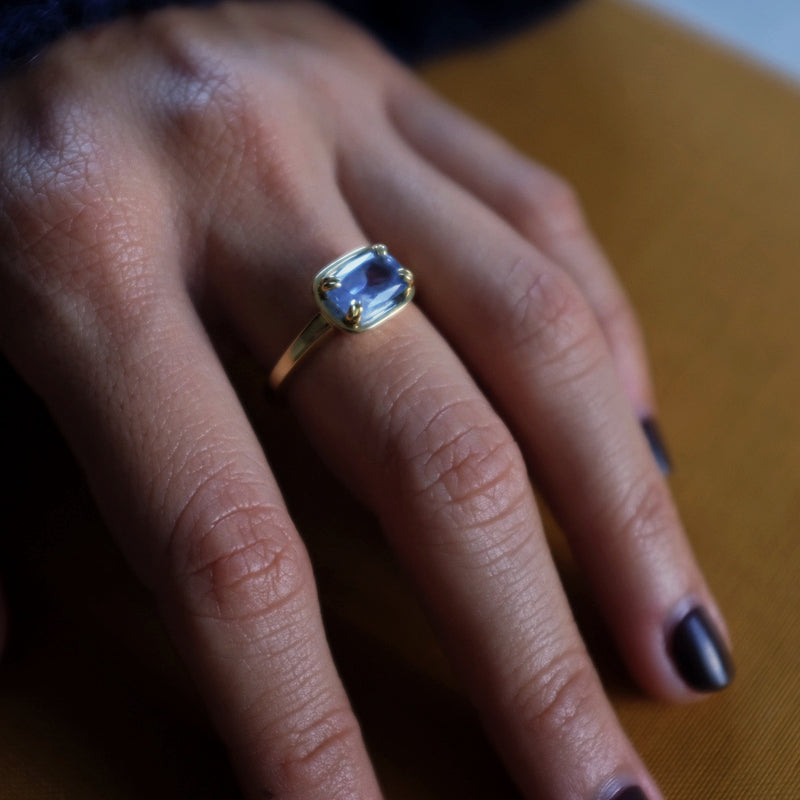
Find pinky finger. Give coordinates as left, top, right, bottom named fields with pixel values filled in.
left=386, top=79, right=672, bottom=473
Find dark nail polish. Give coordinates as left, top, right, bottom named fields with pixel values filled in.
left=611, top=788, right=648, bottom=800
left=669, top=606, right=734, bottom=692
left=641, top=417, right=673, bottom=475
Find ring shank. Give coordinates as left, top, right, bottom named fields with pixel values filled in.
left=269, top=314, right=333, bottom=390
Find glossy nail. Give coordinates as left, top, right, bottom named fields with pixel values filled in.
left=669, top=606, right=734, bottom=692
left=641, top=417, right=672, bottom=475
left=610, top=787, right=648, bottom=800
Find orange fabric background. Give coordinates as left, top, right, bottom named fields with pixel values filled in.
left=1, top=1, right=799, bottom=797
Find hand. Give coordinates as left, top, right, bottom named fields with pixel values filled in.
left=0, top=3, right=732, bottom=798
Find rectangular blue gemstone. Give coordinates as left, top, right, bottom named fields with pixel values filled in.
left=316, top=248, right=412, bottom=330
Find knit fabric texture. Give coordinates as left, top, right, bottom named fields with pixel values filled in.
left=0, top=0, right=576, bottom=71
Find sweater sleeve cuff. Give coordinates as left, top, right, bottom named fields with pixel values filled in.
left=1, top=0, right=578, bottom=74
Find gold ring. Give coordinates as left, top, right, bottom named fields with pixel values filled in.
left=269, top=244, right=415, bottom=390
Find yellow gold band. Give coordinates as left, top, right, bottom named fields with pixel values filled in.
left=269, top=314, right=333, bottom=390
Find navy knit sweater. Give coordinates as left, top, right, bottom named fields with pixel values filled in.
left=0, top=0, right=576, bottom=71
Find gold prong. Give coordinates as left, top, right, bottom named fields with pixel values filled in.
left=398, top=267, right=415, bottom=299
left=344, top=299, right=363, bottom=328
left=319, top=276, right=341, bottom=293
left=372, top=244, right=389, bottom=256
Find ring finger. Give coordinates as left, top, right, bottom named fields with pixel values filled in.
left=225, top=233, right=663, bottom=799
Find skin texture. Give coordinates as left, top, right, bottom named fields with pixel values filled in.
left=0, top=3, right=731, bottom=799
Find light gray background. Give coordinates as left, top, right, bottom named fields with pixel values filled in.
left=628, top=0, right=800, bottom=84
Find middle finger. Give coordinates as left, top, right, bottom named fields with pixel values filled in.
left=336, top=129, right=731, bottom=703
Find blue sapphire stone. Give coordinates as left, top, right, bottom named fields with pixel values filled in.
left=316, top=248, right=412, bottom=330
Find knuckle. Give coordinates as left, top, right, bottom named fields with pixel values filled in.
left=3, top=45, right=110, bottom=203
left=144, top=13, right=252, bottom=144
left=0, top=56, right=156, bottom=311
left=140, top=10, right=307, bottom=204
left=597, top=293, right=643, bottom=345
left=511, top=647, right=598, bottom=736
left=165, top=476, right=308, bottom=623
left=408, top=396, right=530, bottom=533
left=139, top=3, right=199, bottom=43
left=616, top=474, right=679, bottom=551
left=521, top=169, right=587, bottom=242
left=507, top=264, right=605, bottom=379
left=2, top=82, right=100, bottom=231
left=264, top=0, right=391, bottom=72
left=276, top=707, right=365, bottom=793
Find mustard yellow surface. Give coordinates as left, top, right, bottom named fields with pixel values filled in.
left=1, top=1, right=798, bottom=797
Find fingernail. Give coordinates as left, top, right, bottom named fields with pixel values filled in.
left=669, top=606, right=734, bottom=692
left=641, top=417, right=672, bottom=475
left=610, top=787, right=649, bottom=800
